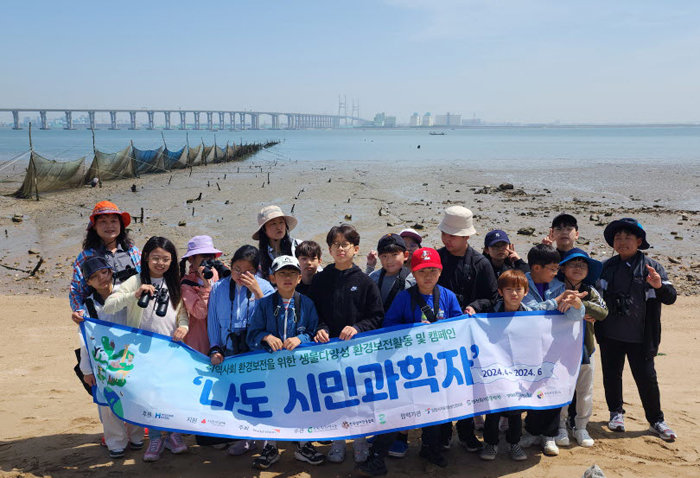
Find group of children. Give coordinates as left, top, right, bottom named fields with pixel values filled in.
left=71, top=201, right=677, bottom=476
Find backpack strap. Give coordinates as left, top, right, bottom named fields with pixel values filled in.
left=409, top=285, right=441, bottom=322
left=180, top=278, right=200, bottom=288
left=85, top=297, right=99, bottom=320
left=379, top=267, right=410, bottom=312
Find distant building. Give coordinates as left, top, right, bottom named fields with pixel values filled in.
left=373, top=113, right=385, bottom=127
left=462, top=116, right=482, bottom=126
left=384, top=116, right=397, bottom=128
left=435, top=113, right=462, bottom=126
left=422, top=112, right=434, bottom=127
left=409, top=112, right=421, bottom=127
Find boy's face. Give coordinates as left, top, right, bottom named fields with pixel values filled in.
left=486, top=241, right=510, bottom=261
left=562, top=259, right=588, bottom=284
left=441, top=232, right=469, bottom=256
left=297, top=255, right=320, bottom=278
left=379, top=250, right=408, bottom=275
left=499, top=286, right=526, bottom=311
left=329, top=234, right=359, bottom=265
left=551, top=224, right=578, bottom=250
left=531, top=263, right=559, bottom=284
left=413, top=267, right=441, bottom=292
left=271, top=268, right=301, bottom=294
left=613, top=231, right=642, bottom=259
left=87, top=268, right=113, bottom=291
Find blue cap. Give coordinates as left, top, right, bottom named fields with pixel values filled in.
left=559, top=248, right=603, bottom=285
left=603, top=218, right=650, bottom=250
left=484, top=229, right=510, bottom=247
left=81, top=256, right=112, bottom=280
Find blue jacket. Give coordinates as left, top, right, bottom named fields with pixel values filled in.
left=247, top=292, right=318, bottom=351
left=207, top=276, right=274, bottom=355
left=523, top=272, right=584, bottom=320
left=383, top=285, right=463, bottom=327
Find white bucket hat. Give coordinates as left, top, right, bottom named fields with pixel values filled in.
left=438, top=206, right=476, bottom=236
left=252, top=205, right=298, bottom=240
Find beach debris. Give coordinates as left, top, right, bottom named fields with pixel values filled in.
left=207, top=181, right=210, bottom=187
left=4, top=229, right=7, bottom=238
left=378, top=207, right=389, bottom=216
left=474, top=186, right=492, bottom=194
left=178, top=221, right=186, bottom=227
left=290, top=204, right=295, bottom=213
left=386, top=222, right=394, bottom=227
left=216, top=183, right=221, bottom=191
left=344, top=214, right=352, bottom=220
left=674, top=236, right=683, bottom=240
left=671, top=231, right=678, bottom=235
left=294, top=188, right=305, bottom=199
left=517, top=227, right=536, bottom=236
left=168, top=175, right=173, bottom=185
left=28, top=250, right=39, bottom=255
left=186, top=192, right=203, bottom=204
left=497, top=183, right=514, bottom=191
left=261, top=182, right=265, bottom=188
left=131, top=184, right=137, bottom=192
left=681, top=214, right=689, bottom=221
left=589, top=214, right=600, bottom=222
left=328, top=178, right=332, bottom=183
left=668, top=256, right=682, bottom=264
left=30, top=257, right=44, bottom=276
left=11, top=215, right=23, bottom=223
left=347, top=198, right=351, bottom=203
left=224, top=200, right=230, bottom=205
left=412, top=223, right=424, bottom=230
left=422, top=183, right=428, bottom=186
left=582, top=464, right=606, bottom=478
left=690, top=262, right=700, bottom=269
left=267, top=172, right=270, bottom=184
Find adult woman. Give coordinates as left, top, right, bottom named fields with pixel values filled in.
left=70, top=201, right=140, bottom=323
left=253, top=205, right=300, bottom=277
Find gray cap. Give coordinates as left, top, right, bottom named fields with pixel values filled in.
left=270, top=255, right=301, bottom=273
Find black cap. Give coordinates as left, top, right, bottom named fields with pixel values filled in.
left=377, top=233, right=406, bottom=254
left=81, top=256, right=112, bottom=280
left=552, top=213, right=578, bottom=230
left=603, top=218, right=650, bottom=250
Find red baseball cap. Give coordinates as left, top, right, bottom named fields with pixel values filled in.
left=411, top=247, right=442, bottom=272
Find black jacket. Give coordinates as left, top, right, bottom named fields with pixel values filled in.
left=595, top=251, right=676, bottom=358
left=309, top=264, right=384, bottom=338
left=483, top=253, right=530, bottom=278
left=438, top=246, right=499, bottom=311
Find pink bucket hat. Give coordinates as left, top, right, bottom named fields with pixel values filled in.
left=182, top=235, right=222, bottom=259
left=252, top=205, right=298, bottom=240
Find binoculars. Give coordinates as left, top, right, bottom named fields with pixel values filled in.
left=137, top=286, right=170, bottom=317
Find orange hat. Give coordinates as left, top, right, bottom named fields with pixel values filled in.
left=88, top=201, right=131, bottom=229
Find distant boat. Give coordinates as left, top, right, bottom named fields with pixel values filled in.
left=429, top=131, right=446, bottom=135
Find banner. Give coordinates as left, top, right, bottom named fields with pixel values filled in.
left=80, top=311, right=582, bottom=441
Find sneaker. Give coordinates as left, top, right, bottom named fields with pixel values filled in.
left=542, top=437, right=559, bottom=456
left=326, top=440, right=346, bottom=463
left=649, top=421, right=677, bottom=442
left=510, top=443, right=527, bottom=461
left=353, top=437, right=370, bottom=463
left=473, top=414, right=485, bottom=431
left=479, top=443, right=497, bottom=461
left=129, top=440, right=144, bottom=450
left=555, top=427, right=570, bottom=447
left=252, top=444, right=280, bottom=470
left=609, top=412, right=625, bottom=432
left=143, top=437, right=166, bottom=462
left=357, top=453, right=387, bottom=476
left=387, top=439, right=409, bottom=458
left=419, top=446, right=448, bottom=467
left=227, top=439, right=257, bottom=456
left=109, top=448, right=125, bottom=459
left=574, top=428, right=595, bottom=447
left=165, top=432, right=188, bottom=454
left=459, top=434, right=483, bottom=452
left=519, top=431, right=541, bottom=448
left=295, top=442, right=325, bottom=465
left=499, top=416, right=510, bottom=432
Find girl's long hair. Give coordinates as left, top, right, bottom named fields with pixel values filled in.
left=258, top=225, right=293, bottom=275
left=82, top=215, right=134, bottom=251
left=140, top=236, right=181, bottom=307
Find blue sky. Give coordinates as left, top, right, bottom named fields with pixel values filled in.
left=2, top=0, right=699, bottom=123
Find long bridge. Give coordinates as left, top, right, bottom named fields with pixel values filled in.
left=0, top=108, right=370, bottom=130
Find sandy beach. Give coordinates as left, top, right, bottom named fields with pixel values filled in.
left=1, top=154, right=699, bottom=477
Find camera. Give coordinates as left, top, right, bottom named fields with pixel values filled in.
left=137, top=286, right=170, bottom=317
left=201, top=259, right=231, bottom=279
left=607, top=293, right=632, bottom=316
left=113, top=265, right=137, bottom=283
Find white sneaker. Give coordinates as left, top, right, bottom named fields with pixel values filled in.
left=326, top=440, right=346, bottom=463
left=555, top=427, right=570, bottom=447
left=649, top=421, right=677, bottom=442
left=353, top=437, right=370, bottom=463
left=574, top=428, right=595, bottom=447
left=542, top=437, right=559, bottom=456
left=519, top=431, right=541, bottom=448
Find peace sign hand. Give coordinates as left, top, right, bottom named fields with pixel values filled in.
left=646, top=265, right=662, bottom=289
